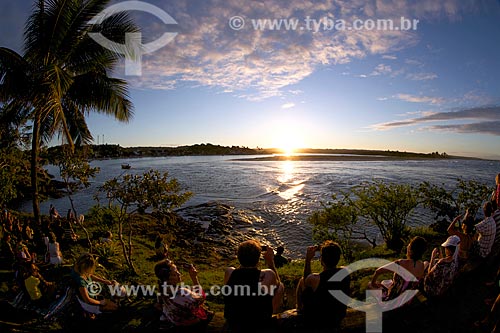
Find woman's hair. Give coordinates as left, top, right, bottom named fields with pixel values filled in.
left=407, top=236, right=427, bottom=260
left=154, top=259, right=173, bottom=282
left=74, top=253, right=97, bottom=276
left=496, top=173, right=500, bottom=185
left=49, top=232, right=57, bottom=243
left=104, top=231, right=112, bottom=238
left=237, top=240, right=262, bottom=267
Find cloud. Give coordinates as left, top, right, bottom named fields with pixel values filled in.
left=404, top=59, right=423, bottom=67
left=371, top=106, right=500, bottom=136
left=281, top=103, right=295, bottom=109
left=118, top=0, right=482, bottom=99
left=406, top=72, right=438, bottom=81
left=428, top=121, right=500, bottom=136
left=382, top=55, right=397, bottom=60
left=394, top=94, right=445, bottom=104
left=370, top=64, right=392, bottom=76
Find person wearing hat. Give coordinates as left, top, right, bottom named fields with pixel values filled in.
left=424, top=235, right=461, bottom=297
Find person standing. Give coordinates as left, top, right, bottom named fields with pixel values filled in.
left=274, top=246, right=289, bottom=268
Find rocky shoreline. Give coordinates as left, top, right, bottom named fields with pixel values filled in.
left=175, top=202, right=275, bottom=259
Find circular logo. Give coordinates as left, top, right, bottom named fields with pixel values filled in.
left=87, top=281, right=102, bottom=297
left=87, top=1, right=179, bottom=76
left=329, top=258, right=419, bottom=333
left=229, top=16, right=245, bottom=30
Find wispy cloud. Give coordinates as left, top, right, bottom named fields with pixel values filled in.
left=382, top=55, right=397, bottom=60
left=288, top=90, right=304, bottom=96
left=370, top=64, right=392, bottom=76
left=371, top=106, right=500, bottom=136
left=394, top=94, right=445, bottom=105
left=404, top=59, right=424, bottom=67
left=428, top=121, right=500, bottom=136
left=281, top=103, right=295, bottom=109
left=406, top=72, right=438, bottom=81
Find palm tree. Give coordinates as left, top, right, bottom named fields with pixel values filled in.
left=0, top=0, right=136, bottom=224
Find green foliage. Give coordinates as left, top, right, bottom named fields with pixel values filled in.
left=309, top=178, right=491, bottom=253
left=419, top=178, right=491, bottom=232
left=95, top=169, right=192, bottom=274
left=50, top=146, right=99, bottom=249
left=0, top=147, right=36, bottom=207
left=88, top=205, right=118, bottom=232
left=94, top=242, right=121, bottom=269
left=99, top=169, right=192, bottom=216
left=308, top=194, right=360, bottom=262
left=353, top=180, right=419, bottom=251
left=51, top=146, right=100, bottom=196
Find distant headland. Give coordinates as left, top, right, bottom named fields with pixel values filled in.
left=46, top=143, right=485, bottom=161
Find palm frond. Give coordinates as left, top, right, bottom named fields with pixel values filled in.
left=68, top=73, right=133, bottom=122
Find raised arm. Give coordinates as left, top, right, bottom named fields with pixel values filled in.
left=263, top=247, right=280, bottom=284
left=91, top=274, right=113, bottom=285
left=303, top=246, right=316, bottom=279
left=188, top=265, right=200, bottom=286
left=370, top=260, right=398, bottom=287
left=447, top=215, right=462, bottom=236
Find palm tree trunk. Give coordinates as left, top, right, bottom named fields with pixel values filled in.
left=31, top=113, right=41, bottom=225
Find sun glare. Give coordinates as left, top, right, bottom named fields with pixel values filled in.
left=272, top=132, right=304, bottom=156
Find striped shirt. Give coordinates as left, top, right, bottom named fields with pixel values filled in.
left=490, top=210, right=500, bottom=258
left=475, top=216, right=496, bottom=258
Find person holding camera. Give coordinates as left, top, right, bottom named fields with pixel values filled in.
left=295, top=240, right=350, bottom=331
left=154, top=259, right=211, bottom=330
left=223, top=239, right=284, bottom=333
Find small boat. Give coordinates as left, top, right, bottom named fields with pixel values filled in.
left=121, top=163, right=131, bottom=169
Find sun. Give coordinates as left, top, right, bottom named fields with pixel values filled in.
left=272, top=131, right=304, bottom=156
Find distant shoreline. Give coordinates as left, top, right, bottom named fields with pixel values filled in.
left=232, top=154, right=487, bottom=162
left=46, top=143, right=494, bottom=161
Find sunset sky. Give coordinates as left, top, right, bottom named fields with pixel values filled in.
left=2, top=0, right=500, bottom=158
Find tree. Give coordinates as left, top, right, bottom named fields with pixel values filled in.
left=51, top=146, right=100, bottom=249
left=96, top=170, right=192, bottom=274
left=0, top=0, right=136, bottom=224
left=419, top=178, right=492, bottom=232
left=353, top=181, right=419, bottom=251
left=308, top=194, right=374, bottom=263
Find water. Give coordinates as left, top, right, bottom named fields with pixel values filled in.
left=20, top=155, right=500, bottom=257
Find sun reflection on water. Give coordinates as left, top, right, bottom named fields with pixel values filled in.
left=278, top=160, right=294, bottom=183
left=277, top=161, right=305, bottom=200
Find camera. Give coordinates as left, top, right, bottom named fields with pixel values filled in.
left=182, top=263, right=193, bottom=269
left=261, top=245, right=268, bottom=252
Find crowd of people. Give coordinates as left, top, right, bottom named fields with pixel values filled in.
left=1, top=173, right=500, bottom=332
left=0, top=205, right=117, bottom=317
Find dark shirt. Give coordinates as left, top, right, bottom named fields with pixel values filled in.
left=1, top=240, right=14, bottom=262
left=224, top=268, right=273, bottom=331
left=302, top=268, right=350, bottom=329
left=274, top=254, right=289, bottom=268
